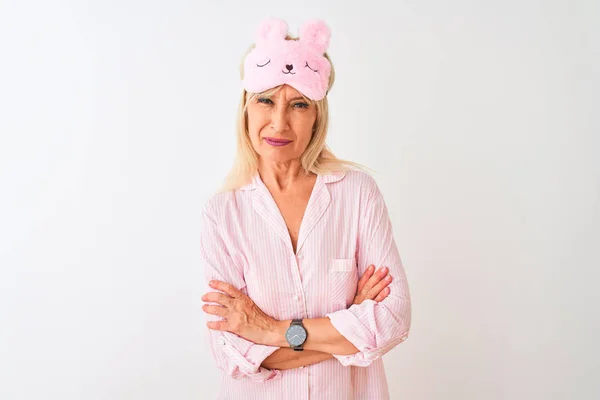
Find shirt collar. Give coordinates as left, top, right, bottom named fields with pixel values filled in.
left=239, top=170, right=347, bottom=191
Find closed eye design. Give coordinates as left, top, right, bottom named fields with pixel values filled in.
left=256, top=60, right=271, bottom=67
left=305, top=62, right=318, bottom=72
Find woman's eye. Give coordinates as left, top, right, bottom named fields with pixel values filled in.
left=293, top=102, right=309, bottom=109
left=257, top=97, right=273, bottom=105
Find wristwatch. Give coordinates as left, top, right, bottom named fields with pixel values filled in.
left=285, top=319, right=307, bottom=351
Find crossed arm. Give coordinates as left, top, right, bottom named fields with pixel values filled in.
left=261, top=348, right=333, bottom=370
left=203, top=264, right=393, bottom=370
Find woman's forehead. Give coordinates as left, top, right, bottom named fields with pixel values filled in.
left=259, top=85, right=311, bottom=101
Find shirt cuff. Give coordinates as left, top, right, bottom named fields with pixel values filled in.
left=326, top=305, right=409, bottom=367
left=326, top=308, right=375, bottom=367
left=218, top=336, right=282, bottom=381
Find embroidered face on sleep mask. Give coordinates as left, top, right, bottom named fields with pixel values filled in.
left=242, top=18, right=332, bottom=101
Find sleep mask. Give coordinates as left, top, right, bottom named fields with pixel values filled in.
left=242, top=18, right=332, bottom=101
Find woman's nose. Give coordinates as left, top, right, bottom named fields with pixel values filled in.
left=270, top=107, right=289, bottom=132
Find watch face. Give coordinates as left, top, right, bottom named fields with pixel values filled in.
left=286, top=324, right=307, bottom=346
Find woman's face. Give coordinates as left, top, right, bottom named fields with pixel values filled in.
left=246, top=84, right=317, bottom=164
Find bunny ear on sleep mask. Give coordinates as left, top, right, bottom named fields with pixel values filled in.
left=241, top=18, right=332, bottom=101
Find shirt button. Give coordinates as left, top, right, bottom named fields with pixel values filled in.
left=293, top=295, right=299, bottom=301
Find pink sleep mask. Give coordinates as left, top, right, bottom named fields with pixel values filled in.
left=242, top=18, right=332, bottom=101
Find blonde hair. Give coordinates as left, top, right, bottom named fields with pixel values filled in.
left=218, top=35, right=371, bottom=193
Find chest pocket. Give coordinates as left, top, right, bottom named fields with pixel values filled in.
left=329, top=258, right=359, bottom=311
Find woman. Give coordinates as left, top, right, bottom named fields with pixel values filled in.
left=200, top=18, right=411, bottom=399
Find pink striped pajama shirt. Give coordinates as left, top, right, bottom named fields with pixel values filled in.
left=199, top=169, right=411, bottom=399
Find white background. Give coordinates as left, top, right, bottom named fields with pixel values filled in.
left=1, top=1, right=599, bottom=399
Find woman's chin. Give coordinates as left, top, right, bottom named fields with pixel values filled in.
left=261, top=150, right=298, bottom=162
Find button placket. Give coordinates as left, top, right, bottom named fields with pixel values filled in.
left=291, top=253, right=307, bottom=314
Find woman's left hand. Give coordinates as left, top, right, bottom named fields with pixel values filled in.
left=202, top=280, right=278, bottom=345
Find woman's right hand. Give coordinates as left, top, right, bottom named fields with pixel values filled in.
left=353, top=265, right=392, bottom=305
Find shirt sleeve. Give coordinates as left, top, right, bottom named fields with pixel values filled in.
left=325, top=175, right=412, bottom=367
left=200, top=201, right=282, bottom=382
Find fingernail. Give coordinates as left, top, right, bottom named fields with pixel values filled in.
left=381, top=267, right=388, bottom=273
left=385, top=275, right=392, bottom=281
left=369, top=265, right=374, bottom=270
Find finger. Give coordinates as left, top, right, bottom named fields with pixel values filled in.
left=362, top=266, right=388, bottom=295
left=202, top=291, right=232, bottom=306
left=202, top=304, right=228, bottom=318
left=206, top=320, right=229, bottom=331
left=357, top=265, right=375, bottom=293
left=370, top=274, right=392, bottom=300
left=209, top=280, right=242, bottom=298
left=374, top=287, right=390, bottom=302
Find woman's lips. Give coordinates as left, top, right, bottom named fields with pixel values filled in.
left=264, top=137, right=292, bottom=147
